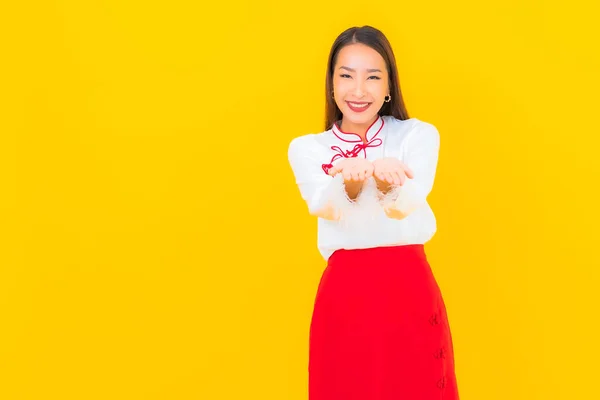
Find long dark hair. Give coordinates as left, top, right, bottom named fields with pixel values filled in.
left=325, top=26, right=409, bottom=131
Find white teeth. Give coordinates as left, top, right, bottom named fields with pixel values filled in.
left=349, top=102, right=369, bottom=108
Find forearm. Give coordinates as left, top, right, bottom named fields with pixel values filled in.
left=377, top=124, right=440, bottom=220
left=344, top=180, right=365, bottom=201
left=306, top=174, right=363, bottom=221
left=375, top=178, right=394, bottom=196
left=380, top=179, right=428, bottom=220
left=376, top=180, right=409, bottom=220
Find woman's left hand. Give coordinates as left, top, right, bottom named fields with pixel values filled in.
left=372, top=157, right=414, bottom=186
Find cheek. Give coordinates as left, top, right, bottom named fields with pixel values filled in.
left=333, top=78, right=351, bottom=94
left=374, top=80, right=389, bottom=97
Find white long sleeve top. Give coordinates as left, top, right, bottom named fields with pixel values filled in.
left=287, top=115, right=441, bottom=261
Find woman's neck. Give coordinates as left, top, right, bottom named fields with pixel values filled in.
left=340, top=115, right=378, bottom=143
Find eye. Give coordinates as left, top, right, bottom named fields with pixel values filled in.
left=368, top=76, right=382, bottom=80
left=339, top=74, right=352, bottom=78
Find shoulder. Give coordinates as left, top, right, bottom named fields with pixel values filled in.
left=384, top=115, right=439, bottom=137
left=288, top=129, right=334, bottom=158
left=288, top=132, right=317, bottom=150
left=383, top=116, right=440, bottom=145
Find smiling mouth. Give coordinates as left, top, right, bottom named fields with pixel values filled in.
left=346, top=101, right=372, bottom=112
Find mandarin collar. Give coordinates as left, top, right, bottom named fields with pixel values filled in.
left=331, top=115, right=385, bottom=143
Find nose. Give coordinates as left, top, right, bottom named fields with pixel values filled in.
left=353, top=80, right=366, bottom=98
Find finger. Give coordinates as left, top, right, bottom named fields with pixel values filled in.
left=373, top=166, right=384, bottom=181
left=404, top=166, right=414, bottom=179
left=384, top=172, right=394, bottom=185
left=343, top=170, right=352, bottom=181
left=365, top=164, right=374, bottom=178
left=397, top=172, right=405, bottom=186
left=392, top=171, right=402, bottom=185
left=352, top=169, right=361, bottom=181
left=358, top=169, right=365, bottom=181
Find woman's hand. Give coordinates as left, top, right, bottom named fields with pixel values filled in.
left=328, top=157, right=374, bottom=182
left=372, top=157, right=414, bottom=186
left=328, top=158, right=374, bottom=200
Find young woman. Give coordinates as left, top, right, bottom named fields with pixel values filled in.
left=287, top=26, right=460, bottom=399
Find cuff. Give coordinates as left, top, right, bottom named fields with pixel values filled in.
left=323, top=175, right=381, bottom=227
left=379, top=178, right=426, bottom=219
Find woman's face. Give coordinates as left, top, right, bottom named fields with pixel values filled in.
left=332, top=43, right=389, bottom=130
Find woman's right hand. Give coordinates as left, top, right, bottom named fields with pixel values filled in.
left=328, top=157, right=374, bottom=182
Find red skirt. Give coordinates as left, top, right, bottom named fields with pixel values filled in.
left=309, top=244, right=459, bottom=399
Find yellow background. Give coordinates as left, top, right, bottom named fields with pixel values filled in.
left=1, top=1, right=599, bottom=399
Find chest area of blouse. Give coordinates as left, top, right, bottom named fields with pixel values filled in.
left=317, top=130, right=406, bottom=175
left=329, top=137, right=384, bottom=159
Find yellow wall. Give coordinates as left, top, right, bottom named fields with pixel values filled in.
left=1, top=1, right=599, bottom=399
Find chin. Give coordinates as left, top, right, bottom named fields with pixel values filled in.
left=343, top=110, right=379, bottom=126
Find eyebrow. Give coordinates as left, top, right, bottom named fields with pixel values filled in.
left=339, top=66, right=382, bottom=73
